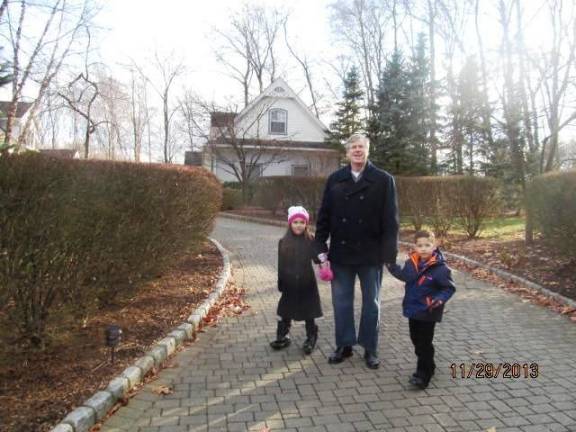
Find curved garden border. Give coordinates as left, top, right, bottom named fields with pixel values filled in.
left=50, top=237, right=232, bottom=432
left=219, top=211, right=576, bottom=309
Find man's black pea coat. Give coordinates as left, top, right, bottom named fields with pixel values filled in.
left=315, top=161, right=399, bottom=266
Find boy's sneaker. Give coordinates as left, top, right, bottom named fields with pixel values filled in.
left=409, top=371, right=432, bottom=389
left=270, top=337, right=291, bottom=350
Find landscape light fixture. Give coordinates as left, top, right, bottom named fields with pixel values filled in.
left=105, top=324, right=122, bottom=364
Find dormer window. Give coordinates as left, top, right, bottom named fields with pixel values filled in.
left=269, top=108, right=287, bottom=135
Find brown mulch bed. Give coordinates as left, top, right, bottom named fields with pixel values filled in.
left=0, top=240, right=223, bottom=432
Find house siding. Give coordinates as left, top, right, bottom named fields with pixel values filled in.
left=204, top=78, right=340, bottom=183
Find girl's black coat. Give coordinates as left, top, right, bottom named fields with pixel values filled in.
left=277, top=232, right=323, bottom=321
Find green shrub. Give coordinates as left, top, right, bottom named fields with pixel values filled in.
left=222, top=187, right=243, bottom=210
left=452, top=176, right=500, bottom=238
left=527, top=170, right=576, bottom=254
left=253, top=176, right=325, bottom=221
left=0, top=154, right=222, bottom=347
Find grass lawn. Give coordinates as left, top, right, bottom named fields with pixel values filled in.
left=400, top=216, right=526, bottom=240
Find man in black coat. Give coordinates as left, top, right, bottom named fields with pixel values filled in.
left=315, top=133, right=399, bottom=369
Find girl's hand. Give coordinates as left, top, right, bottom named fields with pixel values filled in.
left=319, top=261, right=334, bottom=281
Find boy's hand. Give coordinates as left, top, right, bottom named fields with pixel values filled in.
left=426, top=297, right=443, bottom=310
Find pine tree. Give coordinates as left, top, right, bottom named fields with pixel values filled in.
left=407, top=34, right=432, bottom=174
left=445, top=56, right=488, bottom=175
left=369, top=41, right=431, bottom=175
left=325, top=67, right=365, bottom=153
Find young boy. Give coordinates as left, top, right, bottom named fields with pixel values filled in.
left=386, top=230, right=456, bottom=389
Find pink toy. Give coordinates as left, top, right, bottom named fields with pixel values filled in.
left=319, top=263, right=334, bottom=282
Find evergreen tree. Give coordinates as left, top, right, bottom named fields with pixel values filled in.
left=369, top=39, right=431, bottom=175
left=325, top=66, right=365, bottom=153
left=445, top=56, right=488, bottom=175
left=407, top=34, right=432, bottom=173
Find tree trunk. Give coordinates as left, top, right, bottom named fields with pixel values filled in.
left=427, top=0, right=438, bottom=174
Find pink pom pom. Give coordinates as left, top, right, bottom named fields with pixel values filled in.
left=319, top=264, right=334, bottom=282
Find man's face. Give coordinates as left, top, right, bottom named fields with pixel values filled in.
left=346, top=140, right=368, bottom=166
left=415, top=237, right=435, bottom=259
left=290, top=218, right=307, bottom=235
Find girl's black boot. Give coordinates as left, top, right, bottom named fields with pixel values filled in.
left=303, top=323, right=318, bottom=355
left=270, top=319, right=291, bottom=350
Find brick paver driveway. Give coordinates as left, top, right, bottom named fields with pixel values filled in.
left=101, top=217, right=576, bottom=432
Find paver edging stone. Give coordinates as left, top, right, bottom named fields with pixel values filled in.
left=50, top=237, right=232, bottom=432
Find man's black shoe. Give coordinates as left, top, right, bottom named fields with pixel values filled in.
left=328, top=346, right=353, bottom=364
left=364, top=351, right=380, bottom=369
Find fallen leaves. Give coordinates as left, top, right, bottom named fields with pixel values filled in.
left=201, top=281, right=251, bottom=328
left=152, top=385, right=173, bottom=396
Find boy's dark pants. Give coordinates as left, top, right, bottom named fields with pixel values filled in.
left=409, top=319, right=436, bottom=378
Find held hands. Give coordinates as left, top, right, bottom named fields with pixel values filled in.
left=319, top=261, right=334, bottom=282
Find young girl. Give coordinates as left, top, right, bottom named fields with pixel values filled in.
left=270, top=206, right=324, bottom=354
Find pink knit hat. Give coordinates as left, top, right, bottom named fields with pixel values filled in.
left=287, top=205, right=309, bottom=225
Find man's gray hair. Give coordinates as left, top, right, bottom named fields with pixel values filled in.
left=345, top=133, right=370, bottom=152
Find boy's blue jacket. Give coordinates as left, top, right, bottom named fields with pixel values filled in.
left=386, top=248, right=456, bottom=322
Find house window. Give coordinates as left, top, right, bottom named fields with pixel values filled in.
left=292, top=165, right=309, bottom=177
left=269, top=109, right=287, bottom=135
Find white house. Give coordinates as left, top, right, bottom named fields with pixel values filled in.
left=193, top=78, right=340, bottom=182
left=0, top=101, right=35, bottom=147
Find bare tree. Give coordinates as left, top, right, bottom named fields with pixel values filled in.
left=283, top=21, right=322, bottom=119
left=329, top=0, right=390, bottom=109
left=95, top=74, right=130, bottom=160
left=177, top=89, right=200, bottom=152
left=535, top=0, right=576, bottom=173
left=213, top=3, right=286, bottom=107
left=127, top=68, right=149, bottom=162
left=57, top=27, right=105, bottom=158
left=2, top=0, right=98, bottom=147
left=133, top=51, right=185, bottom=163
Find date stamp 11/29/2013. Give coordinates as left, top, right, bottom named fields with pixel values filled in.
left=450, top=362, right=539, bottom=379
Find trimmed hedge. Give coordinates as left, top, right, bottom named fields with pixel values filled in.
left=397, top=176, right=500, bottom=238
left=252, top=174, right=500, bottom=239
left=0, top=153, right=222, bottom=347
left=253, top=176, right=325, bottom=221
left=222, top=187, right=243, bottom=210
left=527, top=170, right=576, bottom=253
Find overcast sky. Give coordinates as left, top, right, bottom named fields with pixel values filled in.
left=95, top=0, right=337, bottom=122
